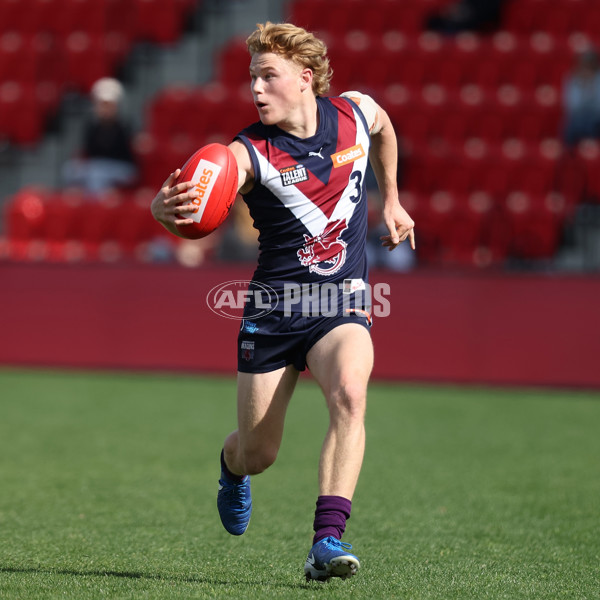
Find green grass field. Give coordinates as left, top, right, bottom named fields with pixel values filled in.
left=0, top=369, right=598, bottom=599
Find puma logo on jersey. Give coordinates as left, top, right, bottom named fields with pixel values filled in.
left=279, top=164, right=309, bottom=186
left=308, top=147, right=325, bottom=159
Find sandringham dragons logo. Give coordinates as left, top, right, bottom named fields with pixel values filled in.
left=297, top=218, right=348, bottom=276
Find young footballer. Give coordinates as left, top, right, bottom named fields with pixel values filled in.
left=151, top=22, right=415, bottom=581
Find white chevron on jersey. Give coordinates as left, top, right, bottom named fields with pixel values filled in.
left=249, top=103, right=371, bottom=238
left=252, top=150, right=328, bottom=237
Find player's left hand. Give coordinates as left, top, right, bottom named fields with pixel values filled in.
left=381, top=201, right=415, bottom=251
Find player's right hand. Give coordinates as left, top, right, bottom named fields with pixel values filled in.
left=150, top=169, right=198, bottom=228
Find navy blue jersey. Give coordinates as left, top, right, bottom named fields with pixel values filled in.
left=236, top=95, right=372, bottom=313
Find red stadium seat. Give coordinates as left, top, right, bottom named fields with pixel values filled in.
left=133, top=0, right=183, bottom=45
left=554, top=151, right=587, bottom=203
left=77, top=193, right=121, bottom=249
left=395, top=104, right=432, bottom=146
left=0, top=0, right=29, bottom=33
left=207, top=92, right=257, bottom=138
left=46, top=0, right=109, bottom=36
left=436, top=191, right=497, bottom=266
left=381, top=2, right=425, bottom=34
left=0, top=32, right=65, bottom=98
left=217, top=37, right=252, bottom=86
left=502, top=0, right=538, bottom=33
left=580, top=5, right=600, bottom=39
left=4, top=187, right=49, bottom=242
left=110, top=193, right=162, bottom=252
left=502, top=191, right=562, bottom=259
left=133, top=132, right=170, bottom=190
left=0, top=33, right=35, bottom=83
left=287, top=1, right=322, bottom=33
left=41, top=192, right=84, bottom=243
left=330, top=31, right=374, bottom=90
left=147, top=84, right=196, bottom=140
left=61, top=32, right=110, bottom=92
left=471, top=156, right=511, bottom=199
left=0, top=81, right=44, bottom=145
left=436, top=33, right=483, bottom=88
left=577, top=140, right=600, bottom=202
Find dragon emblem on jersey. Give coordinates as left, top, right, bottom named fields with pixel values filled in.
left=297, top=218, right=348, bottom=276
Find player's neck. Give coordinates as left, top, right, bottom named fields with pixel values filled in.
left=277, top=98, right=319, bottom=139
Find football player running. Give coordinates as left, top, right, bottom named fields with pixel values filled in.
left=151, top=22, right=415, bottom=582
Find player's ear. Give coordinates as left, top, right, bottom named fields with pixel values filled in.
left=300, top=68, right=313, bottom=92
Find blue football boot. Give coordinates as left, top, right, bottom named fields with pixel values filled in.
left=217, top=471, right=252, bottom=536
left=304, top=536, right=360, bottom=581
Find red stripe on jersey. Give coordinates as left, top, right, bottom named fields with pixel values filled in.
left=318, top=97, right=361, bottom=219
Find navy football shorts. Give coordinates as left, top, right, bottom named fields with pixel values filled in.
left=237, top=309, right=372, bottom=373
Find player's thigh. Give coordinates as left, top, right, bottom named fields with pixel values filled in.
left=305, top=322, right=374, bottom=406
left=236, top=364, right=299, bottom=450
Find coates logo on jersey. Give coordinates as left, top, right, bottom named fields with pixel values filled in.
left=331, top=144, right=365, bottom=168
left=297, top=218, right=348, bottom=276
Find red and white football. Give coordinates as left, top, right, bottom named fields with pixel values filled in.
left=175, top=143, right=238, bottom=239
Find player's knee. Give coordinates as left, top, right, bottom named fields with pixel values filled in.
left=329, top=380, right=366, bottom=423
left=240, top=445, right=278, bottom=475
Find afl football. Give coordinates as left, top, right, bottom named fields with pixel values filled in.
left=175, top=143, right=238, bottom=239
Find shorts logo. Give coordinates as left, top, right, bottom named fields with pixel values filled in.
left=297, top=218, right=348, bottom=276
left=241, top=320, right=259, bottom=334
left=241, top=340, right=255, bottom=361
left=331, top=144, right=365, bottom=168
left=279, top=164, right=309, bottom=186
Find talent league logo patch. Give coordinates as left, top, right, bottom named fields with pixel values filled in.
left=279, top=164, right=309, bottom=186
left=331, top=144, right=365, bottom=168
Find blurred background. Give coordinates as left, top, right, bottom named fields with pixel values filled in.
left=1, top=0, right=599, bottom=387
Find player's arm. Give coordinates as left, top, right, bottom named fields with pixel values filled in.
left=369, top=102, right=415, bottom=251
left=228, top=139, right=255, bottom=195
left=342, top=91, right=415, bottom=251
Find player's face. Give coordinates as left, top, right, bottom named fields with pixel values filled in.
left=249, top=52, right=305, bottom=127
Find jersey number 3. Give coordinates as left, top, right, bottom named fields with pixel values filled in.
left=348, top=171, right=363, bottom=203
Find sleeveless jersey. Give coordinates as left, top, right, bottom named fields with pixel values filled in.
left=236, top=95, right=371, bottom=313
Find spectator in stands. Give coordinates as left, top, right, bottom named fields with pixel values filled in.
left=62, top=77, right=138, bottom=196
left=425, top=0, right=506, bottom=35
left=562, top=47, right=600, bottom=147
